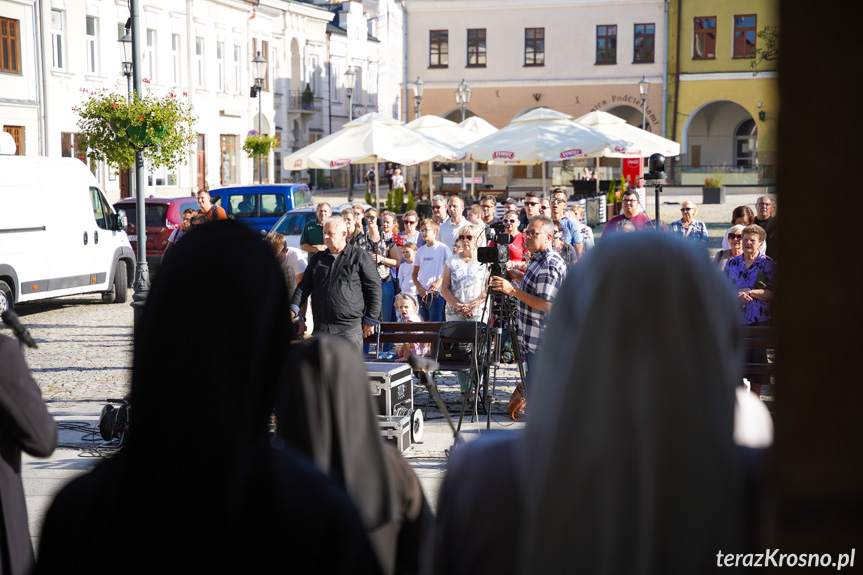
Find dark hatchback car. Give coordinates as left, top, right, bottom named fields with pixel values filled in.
left=113, top=196, right=200, bottom=275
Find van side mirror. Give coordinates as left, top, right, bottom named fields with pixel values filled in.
left=115, top=209, right=129, bottom=231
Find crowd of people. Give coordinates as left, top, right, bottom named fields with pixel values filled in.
left=2, top=188, right=777, bottom=574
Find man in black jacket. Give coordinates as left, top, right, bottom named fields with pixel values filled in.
left=290, top=217, right=382, bottom=348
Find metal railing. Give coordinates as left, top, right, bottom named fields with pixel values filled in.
left=288, top=90, right=321, bottom=112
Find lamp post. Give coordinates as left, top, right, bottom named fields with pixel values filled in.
left=251, top=51, right=267, bottom=184
left=344, top=67, right=357, bottom=201
left=412, top=76, right=424, bottom=198
left=119, top=28, right=132, bottom=96
left=454, top=79, right=471, bottom=191
left=638, top=76, right=649, bottom=131
left=129, top=0, right=149, bottom=325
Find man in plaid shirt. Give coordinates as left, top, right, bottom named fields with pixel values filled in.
left=489, top=215, right=567, bottom=387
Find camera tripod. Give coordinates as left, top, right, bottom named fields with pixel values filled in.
left=454, top=271, right=527, bottom=434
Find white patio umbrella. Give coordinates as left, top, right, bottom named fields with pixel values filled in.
left=406, top=115, right=478, bottom=198
left=282, top=112, right=460, bottom=207
left=574, top=111, right=681, bottom=158
left=462, top=107, right=631, bottom=194
left=457, top=116, right=500, bottom=197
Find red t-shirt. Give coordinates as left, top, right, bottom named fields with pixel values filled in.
left=203, top=205, right=227, bottom=221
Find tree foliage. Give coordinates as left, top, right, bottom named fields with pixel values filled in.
left=751, top=25, right=779, bottom=72
left=75, top=88, right=197, bottom=171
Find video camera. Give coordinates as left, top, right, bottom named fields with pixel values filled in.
left=477, top=222, right=513, bottom=280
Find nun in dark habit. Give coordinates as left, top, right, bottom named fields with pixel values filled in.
left=36, top=220, right=380, bottom=574
left=433, top=231, right=772, bottom=575
left=0, top=334, right=57, bottom=575
left=275, top=335, right=434, bottom=575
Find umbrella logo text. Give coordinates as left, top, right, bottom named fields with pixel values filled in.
left=559, top=149, right=584, bottom=159
left=329, top=159, right=351, bottom=168
left=493, top=151, right=515, bottom=159
left=614, top=145, right=627, bottom=153
left=294, top=159, right=304, bottom=168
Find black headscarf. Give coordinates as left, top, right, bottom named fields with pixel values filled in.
left=36, top=221, right=381, bottom=574
left=275, top=335, right=396, bottom=531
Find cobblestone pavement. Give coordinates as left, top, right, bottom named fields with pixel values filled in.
left=15, top=295, right=134, bottom=401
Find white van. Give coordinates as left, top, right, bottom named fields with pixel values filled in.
left=0, top=137, right=134, bottom=311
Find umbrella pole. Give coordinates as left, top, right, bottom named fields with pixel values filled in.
left=375, top=165, right=380, bottom=209
left=542, top=161, right=547, bottom=195
left=429, top=161, right=434, bottom=197
left=470, top=162, right=476, bottom=199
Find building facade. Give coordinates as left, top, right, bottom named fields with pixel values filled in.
left=665, top=0, right=778, bottom=186
left=404, top=0, right=668, bottom=187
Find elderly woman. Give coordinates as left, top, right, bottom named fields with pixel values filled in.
left=713, top=224, right=745, bottom=271
left=669, top=201, right=708, bottom=244
left=724, top=224, right=776, bottom=396
left=722, top=205, right=766, bottom=254
left=500, top=210, right=527, bottom=271
left=441, top=223, right=489, bottom=394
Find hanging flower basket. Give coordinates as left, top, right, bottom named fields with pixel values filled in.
left=242, top=134, right=278, bottom=159
left=75, top=87, right=197, bottom=171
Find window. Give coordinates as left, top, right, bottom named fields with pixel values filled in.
left=220, top=134, right=237, bottom=184
left=466, top=29, right=486, bottom=67
left=733, top=14, right=757, bottom=58
left=51, top=10, right=65, bottom=69
left=309, top=55, right=319, bottom=95
left=1, top=17, right=20, bottom=74
left=145, top=29, right=156, bottom=82
left=429, top=30, right=448, bottom=67
left=232, top=45, right=240, bottom=93
left=172, top=34, right=181, bottom=84
left=693, top=17, right=716, bottom=59
left=633, top=23, right=655, bottom=63
left=61, top=132, right=96, bottom=174
left=260, top=193, right=286, bottom=216
left=85, top=17, right=99, bottom=74
left=147, top=165, right=178, bottom=187
left=735, top=119, right=757, bottom=168
left=524, top=28, right=544, bottom=66
left=2, top=126, right=23, bottom=155
left=596, top=25, right=616, bottom=64
left=332, top=65, right=340, bottom=101
left=195, top=37, right=204, bottom=88
left=89, top=187, right=113, bottom=230
left=216, top=42, right=225, bottom=91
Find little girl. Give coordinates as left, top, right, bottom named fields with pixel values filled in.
left=394, top=293, right=429, bottom=362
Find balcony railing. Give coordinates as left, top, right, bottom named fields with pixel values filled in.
left=287, top=90, right=321, bottom=112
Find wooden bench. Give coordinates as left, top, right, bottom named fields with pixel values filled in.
left=741, top=325, right=776, bottom=397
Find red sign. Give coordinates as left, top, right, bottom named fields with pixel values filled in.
left=622, top=156, right=644, bottom=188
left=492, top=151, right=515, bottom=159
left=329, top=159, right=351, bottom=167
left=559, top=149, right=583, bottom=159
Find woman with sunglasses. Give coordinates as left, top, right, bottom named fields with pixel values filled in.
left=398, top=210, right=424, bottom=248
left=722, top=205, right=766, bottom=255
left=441, top=224, right=489, bottom=394
left=500, top=210, right=527, bottom=272
left=713, top=225, right=745, bottom=271
left=669, top=201, right=708, bottom=245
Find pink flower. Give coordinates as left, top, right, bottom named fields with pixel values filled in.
left=143, top=78, right=151, bottom=84
left=183, top=91, right=188, bottom=96
left=170, top=92, right=176, bottom=98
left=71, top=107, right=77, bottom=111
left=112, top=103, right=119, bottom=108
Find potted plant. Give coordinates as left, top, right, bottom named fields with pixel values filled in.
left=605, top=180, right=618, bottom=218
left=75, top=87, right=197, bottom=171
left=242, top=133, right=278, bottom=167
left=703, top=175, right=726, bottom=204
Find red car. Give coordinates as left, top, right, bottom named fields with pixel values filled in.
left=113, top=196, right=200, bottom=275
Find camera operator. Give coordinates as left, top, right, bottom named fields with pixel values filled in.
left=488, top=215, right=566, bottom=387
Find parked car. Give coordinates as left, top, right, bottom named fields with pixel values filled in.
left=210, top=184, right=312, bottom=234
left=267, top=206, right=317, bottom=250
left=1, top=150, right=134, bottom=310
left=113, top=196, right=200, bottom=276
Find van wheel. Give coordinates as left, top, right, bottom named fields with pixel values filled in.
left=112, top=261, right=128, bottom=303
left=0, top=280, right=13, bottom=313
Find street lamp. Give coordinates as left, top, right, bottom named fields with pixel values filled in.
left=454, top=79, right=471, bottom=191
left=638, top=76, right=649, bottom=131
left=344, top=67, right=357, bottom=201
left=251, top=51, right=267, bottom=184
left=412, top=76, right=424, bottom=198
left=119, top=28, right=132, bottom=95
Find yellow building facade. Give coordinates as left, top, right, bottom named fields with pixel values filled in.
left=666, top=0, right=778, bottom=185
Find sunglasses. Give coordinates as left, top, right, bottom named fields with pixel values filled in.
left=727, top=233, right=743, bottom=240
left=431, top=205, right=444, bottom=210
left=502, top=219, right=517, bottom=224
left=523, top=230, right=546, bottom=238
left=458, top=234, right=473, bottom=241
left=404, top=220, right=417, bottom=224
left=551, top=198, right=568, bottom=204
left=681, top=207, right=693, bottom=212
left=523, top=201, right=539, bottom=207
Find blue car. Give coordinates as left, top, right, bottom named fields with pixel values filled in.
left=210, top=184, right=312, bottom=234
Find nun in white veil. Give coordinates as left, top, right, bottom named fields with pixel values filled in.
left=518, top=231, right=756, bottom=575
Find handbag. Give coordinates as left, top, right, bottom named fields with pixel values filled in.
left=437, top=341, right=473, bottom=363
left=508, top=383, right=526, bottom=421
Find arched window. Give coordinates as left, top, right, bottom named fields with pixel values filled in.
left=735, top=119, right=757, bottom=168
